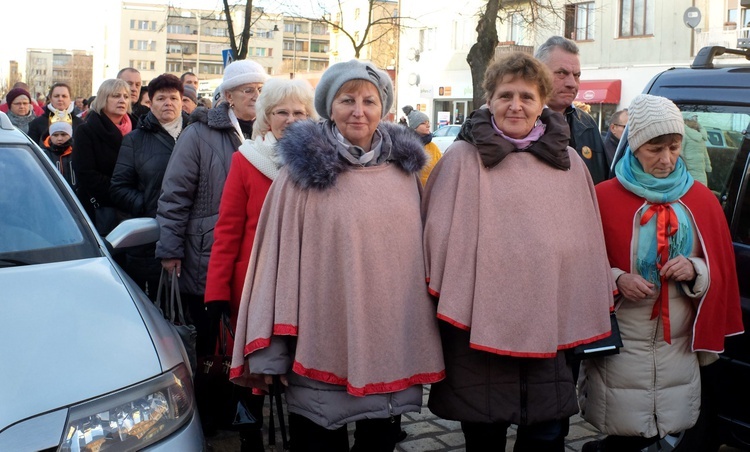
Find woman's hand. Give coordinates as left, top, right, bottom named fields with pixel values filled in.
left=616, top=273, right=655, bottom=301
left=661, top=255, right=696, bottom=282
left=161, top=258, right=181, bottom=277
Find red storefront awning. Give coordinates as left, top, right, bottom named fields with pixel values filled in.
left=575, top=80, right=621, bottom=104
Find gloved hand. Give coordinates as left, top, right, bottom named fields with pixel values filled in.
left=205, top=300, right=231, bottom=326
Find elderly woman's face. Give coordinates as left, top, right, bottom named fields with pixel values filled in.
left=151, top=89, right=182, bottom=124
left=487, top=76, right=544, bottom=139
left=330, top=81, right=381, bottom=150
left=633, top=136, right=683, bottom=178
left=268, top=99, right=308, bottom=140
left=9, top=95, right=30, bottom=116
left=226, top=83, right=263, bottom=122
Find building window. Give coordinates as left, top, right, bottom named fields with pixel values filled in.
left=508, top=13, right=527, bottom=45
left=312, top=24, right=326, bottom=35
left=167, top=62, right=182, bottom=72
left=310, top=41, right=329, bottom=53
left=620, top=0, right=654, bottom=37
left=283, top=40, right=294, bottom=51
left=131, top=20, right=156, bottom=31
left=129, top=60, right=155, bottom=71
left=201, top=63, right=224, bottom=75
left=565, top=2, right=595, bottom=41
left=255, top=48, right=266, bottom=57
left=130, top=40, right=156, bottom=51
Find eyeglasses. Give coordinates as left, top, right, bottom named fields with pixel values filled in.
left=272, top=110, right=308, bottom=120
left=236, top=86, right=262, bottom=96
left=552, top=69, right=581, bottom=81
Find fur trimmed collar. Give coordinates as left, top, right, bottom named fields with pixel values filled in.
left=277, top=120, right=426, bottom=190
left=188, top=102, right=235, bottom=131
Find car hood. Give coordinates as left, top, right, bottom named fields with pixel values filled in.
left=0, top=258, right=162, bottom=431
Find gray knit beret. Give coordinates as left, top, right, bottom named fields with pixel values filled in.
left=315, top=60, right=393, bottom=120
left=627, top=94, right=684, bottom=151
left=402, top=105, right=429, bottom=130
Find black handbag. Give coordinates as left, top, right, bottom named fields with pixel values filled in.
left=570, top=308, right=623, bottom=359
left=155, top=268, right=198, bottom=372
left=195, top=313, right=242, bottom=432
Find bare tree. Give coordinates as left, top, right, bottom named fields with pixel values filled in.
left=468, top=0, right=565, bottom=108
left=316, top=0, right=404, bottom=59
left=222, top=0, right=268, bottom=60
left=66, top=54, right=94, bottom=99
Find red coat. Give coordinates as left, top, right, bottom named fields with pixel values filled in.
left=596, top=178, right=743, bottom=352
left=205, top=152, right=273, bottom=332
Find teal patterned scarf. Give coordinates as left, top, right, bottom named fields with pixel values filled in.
left=614, top=146, right=694, bottom=288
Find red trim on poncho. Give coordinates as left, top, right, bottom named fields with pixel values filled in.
left=292, top=361, right=445, bottom=397
left=596, top=179, right=743, bottom=352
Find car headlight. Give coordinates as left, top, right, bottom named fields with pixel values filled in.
left=59, top=364, right=194, bottom=451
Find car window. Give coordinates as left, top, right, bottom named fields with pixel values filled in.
left=433, top=127, right=449, bottom=137
left=0, top=146, right=99, bottom=263
left=677, top=106, right=750, bottom=209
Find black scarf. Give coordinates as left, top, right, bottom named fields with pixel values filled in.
left=456, top=107, right=571, bottom=170
left=49, top=138, right=73, bottom=154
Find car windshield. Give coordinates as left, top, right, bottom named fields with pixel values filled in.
left=676, top=105, right=750, bottom=209
left=0, top=145, right=100, bottom=265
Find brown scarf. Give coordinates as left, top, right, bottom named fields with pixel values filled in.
left=457, top=107, right=571, bottom=170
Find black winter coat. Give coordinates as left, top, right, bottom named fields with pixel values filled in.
left=72, top=110, right=137, bottom=208
left=565, top=106, right=609, bottom=184
left=110, top=111, right=188, bottom=218
left=27, top=108, right=84, bottom=145
left=428, top=321, right=579, bottom=426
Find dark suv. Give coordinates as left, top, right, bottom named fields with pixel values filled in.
left=613, top=46, right=750, bottom=451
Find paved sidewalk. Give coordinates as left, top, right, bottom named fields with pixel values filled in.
left=208, top=385, right=606, bottom=451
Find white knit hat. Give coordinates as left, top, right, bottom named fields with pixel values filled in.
left=219, top=59, right=269, bottom=95
left=627, top=94, right=684, bottom=151
left=49, top=121, right=72, bottom=136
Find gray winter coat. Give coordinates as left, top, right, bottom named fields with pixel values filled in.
left=156, top=103, right=243, bottom=296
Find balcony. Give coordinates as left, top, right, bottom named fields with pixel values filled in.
left=695, top=27, right=750, bottom=51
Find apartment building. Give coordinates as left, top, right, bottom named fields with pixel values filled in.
left=281, top=17, right=331, bottom=79
left=97, top=3, right=330, bottom=95
left=25, top=49, right=93, bottom=100
left=397, top=0, right=750, bottom=131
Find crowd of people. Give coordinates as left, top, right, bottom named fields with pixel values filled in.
left=2, top=34, right=742, bottom=452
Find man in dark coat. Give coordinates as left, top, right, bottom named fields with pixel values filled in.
left=602, top=109, right=628, bottom=169
left=536, top=36, right=609, bottom=184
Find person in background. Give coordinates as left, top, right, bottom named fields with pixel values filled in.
left=110, top=74, right=188, bottom=298
left=681, top=115, right=712, bottom=186
left=5, top=87, right=36, bottom=133
left=118, top=67, right=149, bottom=119
left=73, top=79, right=136, bottom=234
left=41, top=121, right=76, bottom=191
left=580, top=94, right=742, bottom=452
left=74, top=97, right=85, bottom=115
left=156, top=60, right=268, bottom=437
left=535, top=36, right=608, bottom=184
left=197, top=97, right=212, bottom=109
left=229, top=60, right=445, bottom=452
left=182, top=84, right=198, bottom=115
left=0, top=82, right=44, bottom=116
left=204, top=77, right=316, bottom=452
left=603, top=109, right=628, bottom=169
left=403, top=105, right=442, bottom=185
left=422, top=52, right=614, bottom=451
left=181, top=71, right=199, bottom=91
left=27, top=82, right=83, bottom=145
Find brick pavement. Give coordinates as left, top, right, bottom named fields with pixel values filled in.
left=208, top=385, right=607, bottom=452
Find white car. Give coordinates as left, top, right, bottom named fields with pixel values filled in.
left=432, top=125, right=461, bottom=153
left=0, top=112, right=204, bottom=451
